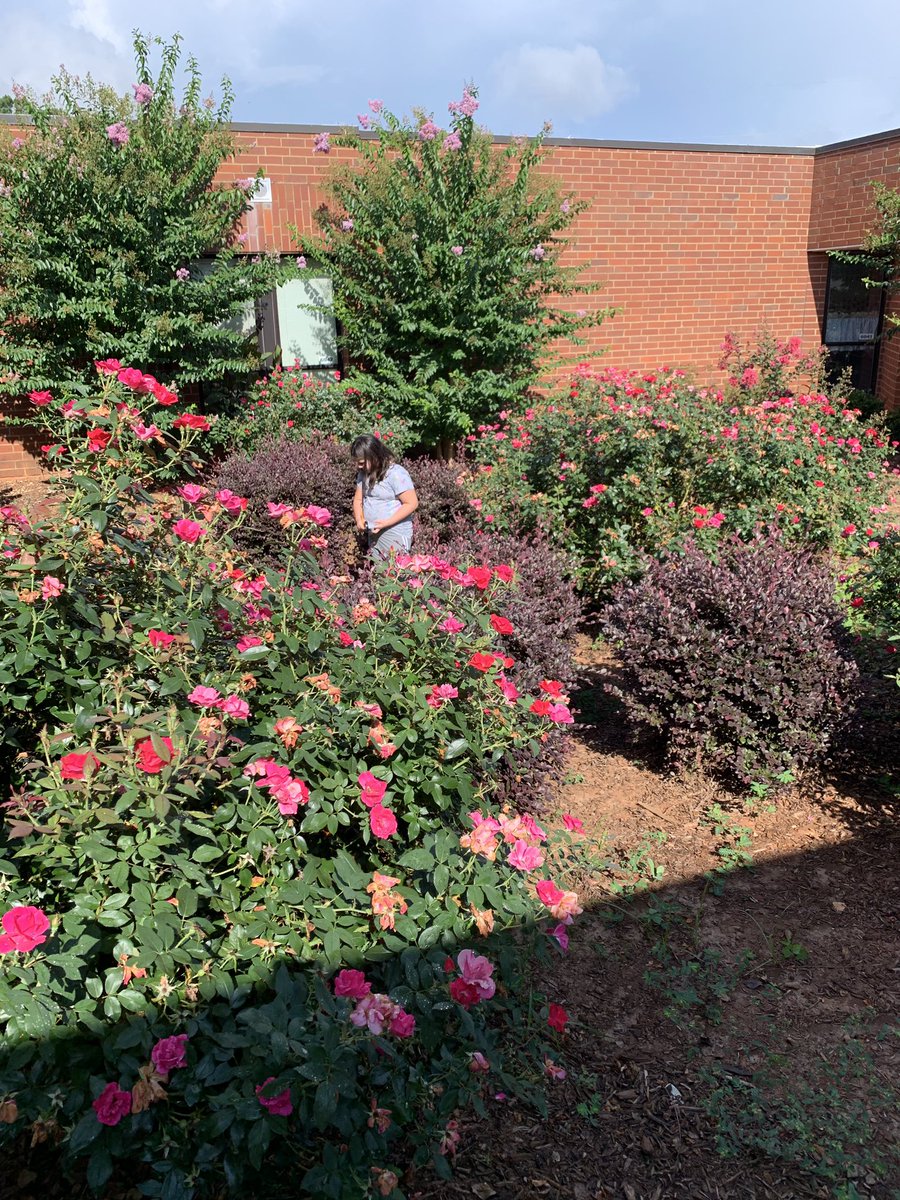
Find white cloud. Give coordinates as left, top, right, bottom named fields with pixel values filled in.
left=68, top=0, right=128, bottom=53
left=494, top=43, right=634, bottom=126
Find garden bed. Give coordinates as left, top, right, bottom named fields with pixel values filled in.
left=421, top=637, right=900, bottom=1200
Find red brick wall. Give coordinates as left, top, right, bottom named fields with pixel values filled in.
left=809, top=132, right=900, bottom=410
left=3, top=119, right=898, bottom=480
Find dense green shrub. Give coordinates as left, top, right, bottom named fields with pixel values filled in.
left=0, top=33, right=290, bottom=400
left=211, top=366, right=414, bottom=458
left=600, top=535, right=860, bottom=786
left=297, top=89, right=611, bottom=453
left=0, top=369, right=587, bottom=1197
left=467, top=342, right=896, bottom=600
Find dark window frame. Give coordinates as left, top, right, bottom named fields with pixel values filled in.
left=822, top=256, right=886, bottom=392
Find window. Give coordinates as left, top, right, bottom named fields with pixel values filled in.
left=267, top=276, right=338, bottom=370
left=822, top=258, right=885, bottom=392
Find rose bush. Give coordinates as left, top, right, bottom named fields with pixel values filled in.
left=466, top=340, right=897, bottom=600
left=212, top=366, right=414, bottom=459
left=0, top=367, right=589, bottom=1197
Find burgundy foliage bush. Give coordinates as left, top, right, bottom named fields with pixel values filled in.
left=600, top=535, right=860, bottom=786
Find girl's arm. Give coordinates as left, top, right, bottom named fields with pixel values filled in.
left=353, top=483, right=366, bottom=532
left=370, top=489, right=418, bottom=532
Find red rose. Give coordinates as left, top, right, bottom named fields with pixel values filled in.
left=449, top=978, right=481, bottom=1009
left=60, top=751, right=100, bottom=781
left=468, top=566, right=492, bottom=590
left=151, top=1034, right=189, bottom=1077
left=135, top=736, right=174, bottom=774
left=530, top=699, right=552, bottom=717
left=87, top=429, right=111, bottom=453
left=173, top=413, right=211, bottom=431
left=547, top=1003, right=569, bottom=1033
left=489, top=614, right=514, bottom=635
left=469, top=652, right=497, bottom=673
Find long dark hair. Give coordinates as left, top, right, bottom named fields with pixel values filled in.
left=351, top=434, right=393, bottom=488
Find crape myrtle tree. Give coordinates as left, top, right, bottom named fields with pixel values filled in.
left=298, top=88, right=613, bottom=457
left=0, top=32, right=293, bottom=400
left=831, top=182, right=900, bottom=337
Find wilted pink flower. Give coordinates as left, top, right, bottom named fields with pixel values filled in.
left=549, top=922, right=570, bottom=952
left=106, top=122, right=130, bottom=146
left=313, top=132, right=330, bottom=153
left=333, top=969, right=371, bottom=999
left=41, top=575, right=64, bottom=600
left=536, top=879, right=582, bottom=921
left=469, top=1051, right=490, bottom=1073
left=256, top=1078, right=293, bottom=1116
left=543, top=1057, right=566, bottom=1081
left=215, top=489, right=248, bottom=515
left=132, top=83, right=154, bottom=105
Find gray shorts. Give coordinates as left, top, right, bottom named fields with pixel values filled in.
left=368, top=524, right=413, bottom=562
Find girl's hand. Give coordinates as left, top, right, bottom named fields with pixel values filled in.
left=369, top=519, right=387, bottom=533
left=356, top=518, right=367, bottom=533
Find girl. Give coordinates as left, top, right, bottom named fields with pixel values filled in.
left=351, top=434, right=418, bottom=561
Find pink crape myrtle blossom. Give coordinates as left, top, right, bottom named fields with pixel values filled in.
left=443, top=131, right=462, bottom=152
left=106, top=122, right=130, bottom=146
left=0, top=906, right=50, bottom=953
left=132, top=83, right=154, bottom=105
left=419, top=120, right=440, bottom=141
left=450, top=245, right=463, bottom=256
left=313, top=132, right=330, bottom=153
left=368, top=99, right=384, bottom=113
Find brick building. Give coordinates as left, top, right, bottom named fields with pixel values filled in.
left=2, top=117, right=900, bottom=480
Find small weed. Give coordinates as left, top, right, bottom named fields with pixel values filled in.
left=700, top=1027, right=900, bottom=1194
left=562, top=771, right=586, bottom=786
left=702, top=803, right=753, bottom=892
left=606, top=834, right=667, bottom=896
left=573, top=1071, right=607, bottom=1125
left=778, top=932, right=810, bottom=963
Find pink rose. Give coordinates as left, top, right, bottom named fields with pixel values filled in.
left=369, top=805, right=398, bottom=839
left=172, top=519, right=204, bottom=543
left=178, top=484, right=208, bottom=503
left=219, top=694, right=250, bottom=720
left=187, top=685, right=221, bottom=708
left=333, top=969, right=371, bottom=999
left=151, top=1034, right=189, bottom=1078
left=507, top=840, right=544, bottom=871
left=272, top=778, right=310, bottom=816
left=256, top=1078, right=293, bottom=1116
left=350, top=993, right=395, bottom=1035
left=93, top=1081, right=132, bottom=1126
left=303, top=505, right=332, bottom=527
left=358, top=771, right=388, bottom=808
left=0, top=906, right=50, bottom=953
left=27, top=391, right=52, bottom=406
left=41, top=576, right=64, bottom=600
left=457, top=948, right=495, bottom=1000
left=215, top=489, right=248, bottom=515
left=236, top=635, right=263, bottom=653
left=389, top=1009, right=416, bottom=1038
left=562, top=813, right=584, bottom=834
left=148, top=630, right=176, bottom=648
left=439, top=615, right=465, bottom=634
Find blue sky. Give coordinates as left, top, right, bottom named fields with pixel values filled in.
left=3, top=0, right=899, bottom=147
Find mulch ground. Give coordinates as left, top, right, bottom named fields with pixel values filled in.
left=418, top=638, right=900, bottom=1200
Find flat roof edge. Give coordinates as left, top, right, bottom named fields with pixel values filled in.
left=4, top=111, right=900, bottom=156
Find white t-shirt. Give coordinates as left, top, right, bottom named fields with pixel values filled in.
left=358, top=463, right=415, bottom=529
